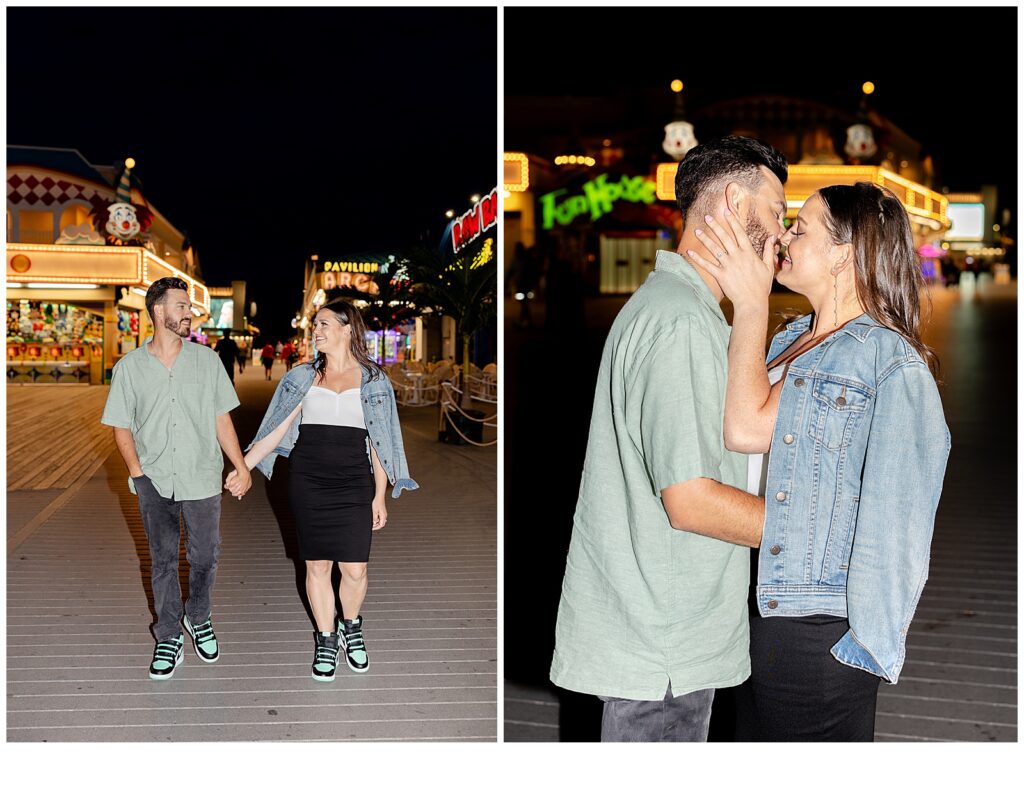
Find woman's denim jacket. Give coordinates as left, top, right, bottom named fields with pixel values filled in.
left=247, top=363, right=418, bottom=499
left=757, top=313, right=950, bottom=684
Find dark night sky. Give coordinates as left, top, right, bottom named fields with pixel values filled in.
left=7, top=6, right=497, bottom=341
left=506, top=6, right=1017, bottom=218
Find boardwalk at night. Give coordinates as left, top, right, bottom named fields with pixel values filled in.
left=505, top=279, right=1017, bottom=743
left=7, top=364, right=497, bottom=742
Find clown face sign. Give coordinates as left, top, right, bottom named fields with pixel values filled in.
left=844, top=124, right=877, bottom=160
left=663, top=121, right=697, bottom=160
left=106, top=202, right=142, bottom=241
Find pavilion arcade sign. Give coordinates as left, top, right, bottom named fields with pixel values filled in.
left=320, top=260, right=381, bottom=294
left=539, top=173, right=657, bottom=230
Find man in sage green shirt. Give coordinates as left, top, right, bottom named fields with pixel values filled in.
left=101, top=277, right=251, bottom=680
left=550, top=137, right=789, bottom=741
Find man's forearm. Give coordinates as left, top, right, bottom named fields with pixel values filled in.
left=112, top=428, right=144, bottom=477
left=661, top=477, right=765, bottom=547
left=215, top=413, right=248, bottom=472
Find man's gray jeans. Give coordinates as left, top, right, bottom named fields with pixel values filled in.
left=599, top=684, right=715, bottom=742
left=135, top=475, right=222, bottom=642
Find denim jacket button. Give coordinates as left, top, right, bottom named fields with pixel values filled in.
left=775, top=491, right=786, bottom=502
left=794, top=378, right=805, bottom=387
left=767, top=599, right=779, bottom=609
left=770, top=545, right=781, bottom=555
left=783, top=434, right=794, bottom=444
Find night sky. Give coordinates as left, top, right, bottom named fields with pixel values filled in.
left=7, top=7, right=497, bottom=341
left=505, top=6, right=1017, bottom=220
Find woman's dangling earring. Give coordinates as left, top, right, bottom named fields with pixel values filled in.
left=833, top=271, right=839, bottom=328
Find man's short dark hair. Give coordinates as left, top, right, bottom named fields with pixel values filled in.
left=674, top=135, right=788, bottom=224
left=145, top=276, right=189, bottom=321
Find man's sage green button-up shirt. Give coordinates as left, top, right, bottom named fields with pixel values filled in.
left=550, top=250, right=751, bottom=700
left=101, top=338, right=239, bottom=501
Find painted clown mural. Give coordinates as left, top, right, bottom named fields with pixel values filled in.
left=90, top=159, right=154, bottom=247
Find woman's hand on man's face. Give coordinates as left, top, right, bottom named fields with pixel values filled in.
left=687, top=209, right=778, bottom=311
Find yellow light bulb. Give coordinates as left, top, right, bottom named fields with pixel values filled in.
left=862, top=81, right=875, bottom=95
left=125, top=157, right=136, bottom=169
left=670, top=79, right=683, bottom=93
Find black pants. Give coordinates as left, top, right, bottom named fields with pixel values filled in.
left=135, top=476, right=222, bottom=642
left=734, top=614, right=880, bottom=742
left=598, top=684, right=715, bottom=742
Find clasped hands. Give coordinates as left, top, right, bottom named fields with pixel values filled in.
left=224, top=464, right=253, bottom=500
left=685, top=209, right=779, bottom=309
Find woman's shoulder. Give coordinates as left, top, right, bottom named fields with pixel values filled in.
left=361, top=367, right=393, bottom=392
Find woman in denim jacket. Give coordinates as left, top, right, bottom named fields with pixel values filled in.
left=687, top=182, right=949, bottom=740
left=232, top=299, right=417, bottom=682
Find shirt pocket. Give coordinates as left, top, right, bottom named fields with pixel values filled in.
left=808, top=378, right=871, bottom=451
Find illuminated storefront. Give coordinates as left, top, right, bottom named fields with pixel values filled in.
left=7, top=147, right=210, bottom=384
left=6, top=244, right=209, bottom=383
left=296, top=257, right=419, bottom=366
left=506, top=154, right=950, bottom=295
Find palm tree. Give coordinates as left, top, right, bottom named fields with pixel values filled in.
left=402, top=234, right=497, bottom=408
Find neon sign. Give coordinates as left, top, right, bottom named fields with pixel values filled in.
left=540, top=174, right=657, bottom=230
left=452, top=188, right=498, bottom=254
left=323, top=261, right=380, bottom=273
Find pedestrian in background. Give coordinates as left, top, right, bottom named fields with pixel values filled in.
left=214, top=334, right=239, bottom=384
left=261, top=341, right=275, bottom=380
left=101, top=276, right=252, bottom=680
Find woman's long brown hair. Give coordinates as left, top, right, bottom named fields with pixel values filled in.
left=817, top=182, right=939, bottom=376
left=311, top=299, right=384, bottom=384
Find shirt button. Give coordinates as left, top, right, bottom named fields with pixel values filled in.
left=767, top=600, right=779, bottom=609
left=794, top=378, right=805, bottom=387
left=783, top=434, right=794, bottom=444
left=836, top=396, right=847, bottom=407
left=770, top=545, right=781, bottom=555
left=775, top=491, right=786, bottom=502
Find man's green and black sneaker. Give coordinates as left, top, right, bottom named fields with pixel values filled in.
left=312, top=632, right=341, bottom=682
left=149, top=634, right=185, bottom=680
left=184, top=615, right=220, bottom=663
left=338, top=615, right=369, bottom=673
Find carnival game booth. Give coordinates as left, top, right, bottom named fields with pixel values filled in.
left=6, top=245, right=209, bottom=384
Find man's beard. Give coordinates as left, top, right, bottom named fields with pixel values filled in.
left=164, top=317, right=190, bottom=337
left=745, top=209, right=770, bottom=255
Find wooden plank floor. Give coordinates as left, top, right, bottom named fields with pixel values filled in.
left=7, top=366, right=497, bottom=742
left=6, top=385, right=115, bottom=491
left=503, top=283, right=1017, bottom=743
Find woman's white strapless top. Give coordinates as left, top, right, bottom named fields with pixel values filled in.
left=746, top=364, right=787, bottom=497
left=300, top=386, right=366, bottom=428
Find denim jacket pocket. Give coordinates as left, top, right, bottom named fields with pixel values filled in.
left=809, top=379, right=872, bottom=451
left=820, top=495, right=860, bottom=580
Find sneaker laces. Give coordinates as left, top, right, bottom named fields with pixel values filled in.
left=315, top=637, right=339, bottom=666
left=343, top=628, right=365, bottom=654
left=154, top=640, right=180, bottom=662
left=191, top=619, right=216, bottom=645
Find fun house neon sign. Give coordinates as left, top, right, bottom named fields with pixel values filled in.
left=451, top=188, right=498, bottom=254
left=540, top=174, right=657, bottom=230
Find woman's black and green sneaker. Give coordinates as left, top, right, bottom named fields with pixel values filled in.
left=311, top=632, right=341, bottom=681
left=338, top=616, right=369, bottom=673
